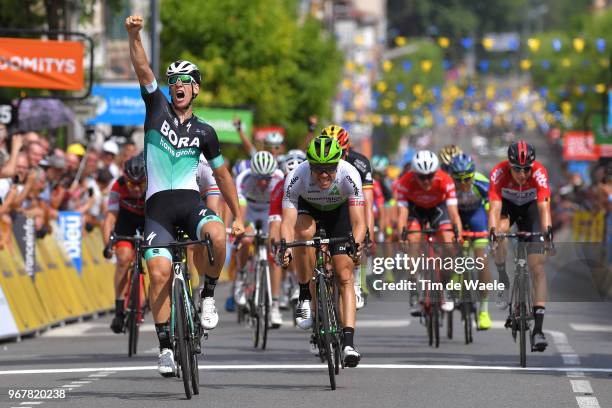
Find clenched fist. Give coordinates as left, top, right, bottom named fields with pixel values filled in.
left=125, top=15, right=144, bottom=35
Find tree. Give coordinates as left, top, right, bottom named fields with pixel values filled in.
left=160, top=0, right=341, bottom=148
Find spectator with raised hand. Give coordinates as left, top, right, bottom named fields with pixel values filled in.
left=299, top=115, right=318, bottom=150
left=102, top=140, right=121, bottom=179
left=233, top=117, right=257, bottom=158
left=0, top=132, right=24, bottom=178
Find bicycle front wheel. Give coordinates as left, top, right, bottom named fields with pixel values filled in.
left=260, top=261, right=270, bottom=350
left=317, top=275, right=336, bottom=390
left=174, top=280, right=192, bottom=399
left=127, top=268, right=140, bottom=357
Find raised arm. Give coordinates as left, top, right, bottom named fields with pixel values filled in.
left=125, top=15, right=155, bottom=86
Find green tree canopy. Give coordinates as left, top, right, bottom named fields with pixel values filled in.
left=160, top=0, right=342, bottom=148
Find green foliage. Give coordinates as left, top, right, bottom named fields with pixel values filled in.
left=374, top=40, right=444, bottom=153
left=160, top=0, right=341, bottom=149
left=530, top=9, right=612, bottom=127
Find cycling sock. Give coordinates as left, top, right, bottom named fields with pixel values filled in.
left=115, top=299, right=124, bottom=315
left=342, top=327, right=355, bottom=348
left=201, top=275, right=218, bottom=298
left=533, top=306, right=545, bottom=334
left=496, top=263, right=509, bottom=286
left=155, top=323, right=172, bottom=351
left=480, top=297, right=489, bottom=313
left=299, top=283, right=312, bottom=301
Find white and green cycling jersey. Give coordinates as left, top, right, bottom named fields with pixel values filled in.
left=141, top=80, right=224, bottom=200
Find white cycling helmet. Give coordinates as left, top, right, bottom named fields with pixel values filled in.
left=251, top=151, right=277, bottom=176
left=412, top=150, right=439, bottom=175
left=264, top=132, right=284, bottom=146
left=282, top=149, right=306, bottom=174
left=166, top=60, right=201, bottom=84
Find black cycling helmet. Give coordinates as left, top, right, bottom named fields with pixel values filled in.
left=508, top=140, right=535, bottom=168
left=124, top=152, right=146, bottom=182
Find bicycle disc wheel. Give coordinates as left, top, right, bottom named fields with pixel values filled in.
left=128, top=269, right=140, bottom=357
left=433, top=303, right=440, bottom=348
left=463, top=301, right=472, bottom=344
left=260, top=262, right=270, bottom=350
left=318, top=275, right=336, bottom=390
left=174, top=281, right=192, bottom=399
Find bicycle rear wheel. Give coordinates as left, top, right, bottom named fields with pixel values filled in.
left=432, top=302, right=440, bottom=348
left=463, top=301, right=472, bottom=344
left=174, top=280, right=192, bottom=399
left=446, top=310, right=453, bottom=340
left=318, top=275, right=336, bottom=390
left=190, top=340, right=199, bottom=395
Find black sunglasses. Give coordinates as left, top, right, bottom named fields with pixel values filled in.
left=511, top=166, right=532, bottom=173
left=417, top=173, right=435, bottom=181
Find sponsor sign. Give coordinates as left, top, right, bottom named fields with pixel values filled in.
left=11, top=213, right=37, bottom=277
left=58, top=211, right=82, bottom=274
left=563, top=131, right=599, bottom=161
left=0, top=286, right=19, bottom=339
left=0, top=37, right=84, bottom=90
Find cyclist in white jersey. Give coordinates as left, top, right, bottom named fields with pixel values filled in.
left=234, top=151, right=284, bottom=325
left=280, top=136, right=366, bottom=367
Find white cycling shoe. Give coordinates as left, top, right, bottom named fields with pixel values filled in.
left=496, top=289, right=510, bottom=310
left=200, top=297, right=219, bottom=330
left=270, top=302, right=283, bottom=329
left=158, top=348, right=177, bottom=377
left=296, top=300, right=313, bottom=330
left=355, top=286, right=365, bottom=310
left=234, top=280, right=247, bottom=307
left=342, top=346, right=361, bottom=367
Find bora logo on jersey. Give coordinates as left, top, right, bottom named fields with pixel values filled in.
left=160, top=120, right=200, bottom=148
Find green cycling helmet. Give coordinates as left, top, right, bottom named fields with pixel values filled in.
left=306, top=136, right=343, bottom=165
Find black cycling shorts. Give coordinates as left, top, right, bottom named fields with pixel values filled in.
left=407, top=202, right=451, bottom=230
left=144, top=190, right=222, bottom=261
left=297, top=197, right=352, bottom=256
left=501, top=199, right=545, bottom=253
left=114, top=207, right=145, bottom=237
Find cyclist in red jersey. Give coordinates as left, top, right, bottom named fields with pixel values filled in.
left=488, top=140, right=553, bottom=352
left=397, top=151, right=463, bottom=312
left=102, top=153, right=146, bottom=333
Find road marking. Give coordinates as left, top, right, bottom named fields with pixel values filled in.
left=576, top=396, right=601, bottom=408
left=2, top=364, right=612, bottom=375
left=562, top=354, right=581, bottom=365
left=570, top=323, right=612, bottom=333
left=71, top=381, right=91, bottom=384
left=19, top=403, right=42, bottom=406
left=567, top=371, right=586, bottom=378
left=358, top=319, right=411, bottom=328
left=571, top=380, right=594, bottom=394
left=61, top=384, right=81, bottom=388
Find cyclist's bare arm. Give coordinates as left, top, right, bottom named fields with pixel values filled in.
left=102, top=210, right=117, bottom=247
left=348, top=205, right=366, bottom=247
left=488, top=200, right=503, bottom=232
left=363, top=188, right=374, bottom=240
left=537, top=201, right=552, bottom=231
left=280, top=207, right=297, bottom=243
left=447, top=203, right=463, bottom=237
left=125, top=15, right=155, bottom=87
left=212, top=166, right=244, bottom=234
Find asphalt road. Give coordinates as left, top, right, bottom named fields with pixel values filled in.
left=1, top=281, right=612, bottom=408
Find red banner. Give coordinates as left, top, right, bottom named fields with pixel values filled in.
left=563, top=131, right=600, bottom=161
left=0, top=37, right=84, bottom=91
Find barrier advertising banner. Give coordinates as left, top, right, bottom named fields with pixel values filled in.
left=0, top=37, right=84, bottom=90
left=11, top=213, right=37, bottom=277
left=563, top=131, right=600, bottom=161
left=58, top=211, right=82, bottom=274
left=0, top=285, right=19, bottom=339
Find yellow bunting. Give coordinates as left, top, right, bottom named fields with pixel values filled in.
left=399, top=116, right=410, bottom=127
left=599, top=58, right=610, bottom=68
left=438, top=37, right=450, bottom=48
left=562, top=58, right=571, bottom=68
left=421, top=59, right=433, bottom=73
left=474, top=102, right=481, bottom=111
left=486, top=85, right=496, bottom=100
left=383, top=60, right=393, bottom=72
left=573, top=38, right=585, bottom=53
left=376, top=81, right=387, bottom=93
left=412, top=84, right=424, bottom=96
left=482, top=37, right=494, bottom=50
left=342, top=79, right=352, bottom=89
left=344, top=111, right=357, bottom=121
left=390, top=114, right=398, bottom=125
left=372, top=115, right=383, bottom=126
left=595, top=83, right=606, bottom=94
left=382, top=99, right=392, bottom=109
left=561, top=101, right=572, bottom=115
left=354, top=35, right=364, bottom=45
left=520, top=59, right=532, bottom=70
left=345, top=61, right=355, bottom=71
left=447, top=116, right=457, bottom=126
left=395, top=36, right=406, bottom=47
left=574, top=86, right=584, bottom=96
left=527, top=38, right=540, bottom=52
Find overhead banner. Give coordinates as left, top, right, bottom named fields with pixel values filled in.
left=0, top=37, right=84, bottom=90
left=563, top=131, right=599, bottom=161
left=58, top=211, right=82, bottom=274
left=193, top=107, right=253, bottom=144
